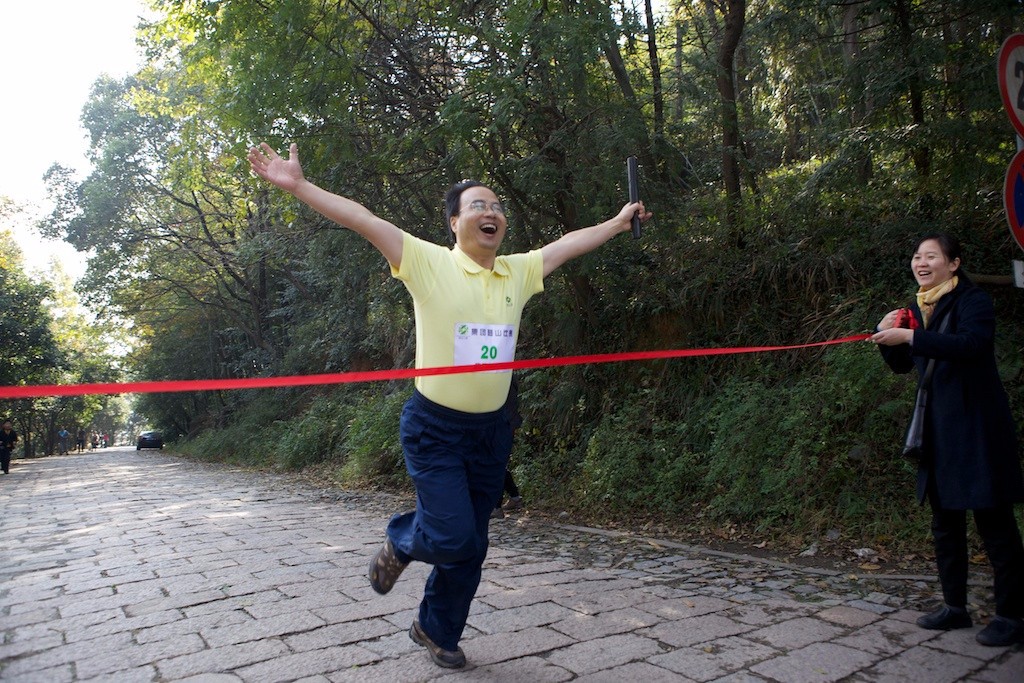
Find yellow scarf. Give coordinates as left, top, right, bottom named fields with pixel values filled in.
left=916, top=275, right=958, bottom=328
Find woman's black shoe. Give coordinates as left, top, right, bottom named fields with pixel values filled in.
left=976, top=616, right=1024, bottom=647
left=916, top=605, right=972, bottom=630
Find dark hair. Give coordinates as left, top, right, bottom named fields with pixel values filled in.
left=444, top=179, right=486, bottom=235
left=915, top=232, right=963, bottom=273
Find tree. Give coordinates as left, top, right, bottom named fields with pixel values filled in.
left=0, top=229, right=63, bottom=456
left=714, top=0, right=746, bottom=237
left=42, top=264, right=127, bottom=453
left=44, top=0, right=1023, bottom=549
left=0, top=231, right=60, bottom=390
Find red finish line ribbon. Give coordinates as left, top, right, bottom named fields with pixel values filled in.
left=0, top=334, right=871, bottom=399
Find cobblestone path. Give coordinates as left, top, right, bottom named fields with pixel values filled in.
left=1, top=450, right=1021, bottom=682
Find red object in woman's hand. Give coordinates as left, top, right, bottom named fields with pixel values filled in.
left=894, top=308, right=919, bottom=329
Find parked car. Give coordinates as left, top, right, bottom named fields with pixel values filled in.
left=137, top=431, right=163, bottom=450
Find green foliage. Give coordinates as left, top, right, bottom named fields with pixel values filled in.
left=176, top=390, right=353, bottom=472
left=337, top=390, right=408, bottom=488
left=176, top=386, right=408, bottom=487
left=45, top=0, right=1024, bottom=556
left=0, top=229, right=128, bottom=455
left=176, top=393, right=282, bottom=466
left=576, top=394, right=702, bottom=515
left=700, top=344, right=915, bottom=533
left=0, top=232, right=60, bottom=388
left=274, top=395, right=352, bottom=471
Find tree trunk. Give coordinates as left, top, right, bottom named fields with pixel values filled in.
left=735, top=43, right=760, bottom=203
left=940, top=15, right=967, bottom=119
left=17, top=406, right=33, bottom=458
left=600, top=22, right=656, bottom=171
left=842, top=1, right=873, bottom=184
left=674, top=19, right=683, bottom=120
left=716, top=0, right=746, bottom=240
left=644, top=0, right=664, bottom=138
left=892, top=0, right=930, bottom=177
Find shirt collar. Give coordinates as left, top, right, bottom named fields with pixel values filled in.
left=452, top=244, right=510, bottom=277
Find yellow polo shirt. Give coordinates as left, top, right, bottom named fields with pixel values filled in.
left=392, top=231, right=544, bottom=413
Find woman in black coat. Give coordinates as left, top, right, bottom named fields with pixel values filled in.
left=872, top=233, right=1024, bottom=647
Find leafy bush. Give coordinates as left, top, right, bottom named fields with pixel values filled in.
left=575, top=394, right=702, bottom=516
left=699, top=344, right=915, bottom=535
left=337, top=389, right=408, bottom=488
left=274, top=395, right=354, bottom=470
left=177, top=394, right=282, bottom=466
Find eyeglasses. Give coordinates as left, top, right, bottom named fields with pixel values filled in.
left=465, top=199, right=506, bottom=215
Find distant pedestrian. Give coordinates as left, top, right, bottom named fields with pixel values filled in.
left=76, top=429, right=86, bottom=453
left=1, top=420, right=18, bottom=474
left=58, top=428, right=70, bottom=455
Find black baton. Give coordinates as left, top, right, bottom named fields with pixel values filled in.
left=626, top=156, right=641, bottom=239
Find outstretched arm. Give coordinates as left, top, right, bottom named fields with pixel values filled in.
left=248, top=143, right=404, bottom=268
left=540, top=201, right=651, bottom=277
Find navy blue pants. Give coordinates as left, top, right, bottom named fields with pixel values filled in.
left=386, top=390, right=512, bottom=651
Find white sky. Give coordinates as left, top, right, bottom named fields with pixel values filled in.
left=0, top=0, right=151, bottom=278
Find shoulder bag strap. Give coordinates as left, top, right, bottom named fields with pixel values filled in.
left=919, top=311, right=952, bottom=390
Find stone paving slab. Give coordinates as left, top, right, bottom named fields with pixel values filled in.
left=1, top=450, right=1022, bottom=682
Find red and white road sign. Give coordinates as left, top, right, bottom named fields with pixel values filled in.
left=1004, top=149, right=1024, bottom=253
left=998, top=34, right=1024, bottom=140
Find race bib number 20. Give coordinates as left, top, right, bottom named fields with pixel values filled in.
left=454, top=323, right=516, bottom=366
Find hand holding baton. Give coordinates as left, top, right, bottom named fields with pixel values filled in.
left=626, top=156, right=641, bottom=239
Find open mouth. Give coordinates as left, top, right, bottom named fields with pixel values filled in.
left=480, top=224, right=498, bottom=235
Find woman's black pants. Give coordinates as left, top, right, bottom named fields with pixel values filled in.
left=930, top=501, right=1024, bottom=618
